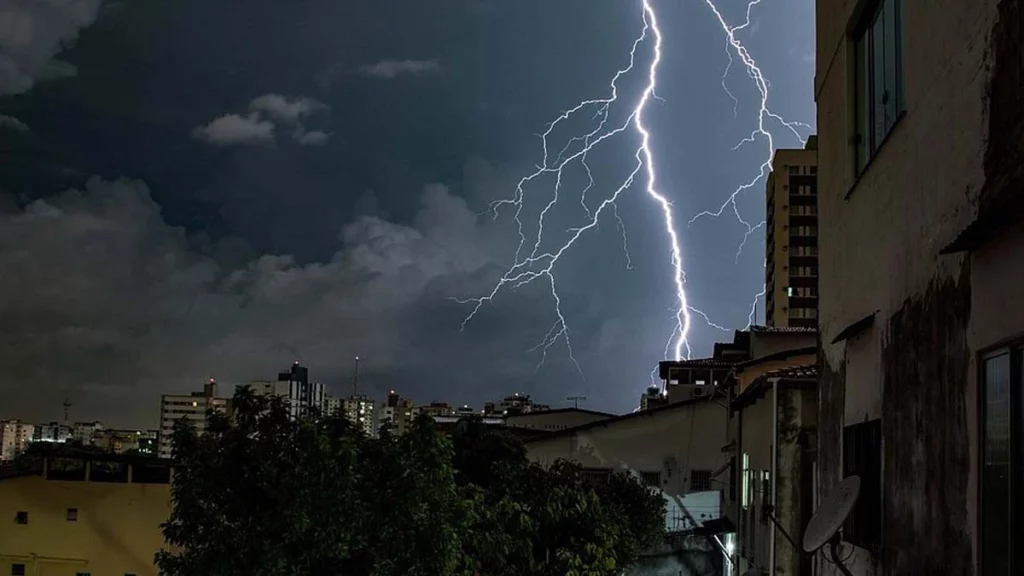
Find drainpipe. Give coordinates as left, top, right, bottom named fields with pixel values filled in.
left=770, top=377, right=778, bottom=576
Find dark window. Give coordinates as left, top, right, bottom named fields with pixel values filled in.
left=853, top=0, right=904, bottom=174
left=843, top=419, right=881, bottom=551
left=981, top=348, right=1023, bottom=576
left=639, top=471, right=661, bottom=488
left=11, top=564, right=25, bottom=576
left=691, top=469, right=712, bottom=492
left=75, top=573, right=91, bottom=576
left=66, top=507, right=78, bottom=521
left=14, top=511, right=27, bottom=525
left=580, top=467, right=612, bottom=485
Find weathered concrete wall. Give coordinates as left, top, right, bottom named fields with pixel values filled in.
left=814, top=0, right=1015, bottom=573
left=775, top=384, right=816, bottom=576
left=525, top=400, right=729, bottom=498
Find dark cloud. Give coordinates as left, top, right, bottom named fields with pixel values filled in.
left=0, top=176, right=520, bottom=427
left=359, top=59, right=441, bottom=79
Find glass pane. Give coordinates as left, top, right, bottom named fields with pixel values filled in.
left=870, top=8, right=887, bottom=151
left=855, top=36, right=870, bottom=173
left=882, top=0, right=900, bottom=131
left=983, top=352, right=1011, bottom=576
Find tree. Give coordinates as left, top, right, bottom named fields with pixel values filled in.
left=157, top=390, right=665, bottom=576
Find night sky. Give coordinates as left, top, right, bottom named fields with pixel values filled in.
left=0, top=0, right=815, bottom=428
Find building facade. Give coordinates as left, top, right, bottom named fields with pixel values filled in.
left=815, top=0, right=1023, bottom=573
left=157, top=380, right=229, bottom=459
left=342, top=395, right=376, bottom=437
left=377, top=390, right=415, bottom=435
left=0, top=453, right=173, bottom=576
left=250, top=362, right=326, bottom=421
left=765, top=140, right=819, bottom=328
left=1, top=420, right=34, bottom=463
left=525, top=398, right=731, bottom=536
left=32, top=423, right=72, bottom=445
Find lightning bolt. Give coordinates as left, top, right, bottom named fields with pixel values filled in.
left=689, top=0, right=811, bottom=262
left=689, top=0, right=812, bottom=331
left=454, top=0, right=700, bottom=371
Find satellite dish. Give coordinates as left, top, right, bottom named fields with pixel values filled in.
left=802, top=475, right=860, bottom=553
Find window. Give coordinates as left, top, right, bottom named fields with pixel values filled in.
left=75, top=573, right=91, bottom=576
left=639, top=471, right=661, bottom=488
left=11, top=564, right=25, bottom=576
left=14, top=511, right=27, bottom=524
left=741, top=452, right=751, bottom=509
left=691, top=469, right=712, bottom=492
left=981, top=347, right=1023, bottom=575
left=67, top=508, right=78, bottom=521
left=843, top=419, right=882, bottom=551
left=854, top=0, right=904, bottom=173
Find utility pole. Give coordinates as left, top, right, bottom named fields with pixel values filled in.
left=353, top=356, right=360, bottom=397
left=62, top=397, right=71, bottom=426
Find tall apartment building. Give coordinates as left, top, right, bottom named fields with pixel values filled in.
left=342, top=395, right=376, bottom=437
left=378, top=390, right=414, bottom=435
left=32, top=422, right=72, bottom=444
left=249, top=362, right=325, bottom=420
left=815, top=0, right=1022, bottom=574
left=0, top=420, right=34, bottom=462
left=158, top=379, right=229, bottom=459
left=765, top=138, right=819, bottom=328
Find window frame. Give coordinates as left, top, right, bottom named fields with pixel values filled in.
left=851, top=0, right=905, bottom=177
left=842, top=419, right=882, bottom=552
left=979, top=343, right=1024, bottom=576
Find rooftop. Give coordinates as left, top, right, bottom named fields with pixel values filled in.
left=749, top=325, right=818, bottom=334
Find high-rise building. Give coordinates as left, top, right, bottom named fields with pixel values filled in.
left=493, top=393, right=549, bottom=415
left=0, top=420, right=34, bottom=462
left=250, top=362, right=326, bottom=420
left=765, top=137, right=818, bottom=328
left=158, top=379, right=230, bottom=459
left=32, top=422, right=72, bottom=444
left=378, top=390, right=414, bottom=435
left=342, top=395, right=376, bottom=437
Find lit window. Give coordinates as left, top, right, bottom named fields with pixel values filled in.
left=786, top=287, right=793, bottom=298
left=854, top=0, right=904, bottom=173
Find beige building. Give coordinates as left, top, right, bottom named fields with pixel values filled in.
left=525, top=398, right=731, bottom=533
left=0, top=453, right=173, bottom=576
left=815, top=0, right=1022, bottom=574
left=1, top=420, right=35, bottom=463
left=157, top=380, right=229, bottom=459
left=503, top=408, right=612, bottom=433
left=377, top=390, right=415, bottom=435
left=765, top=140, right=819, bottom=328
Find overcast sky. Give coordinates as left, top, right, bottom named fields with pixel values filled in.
left=0, top=0, right=815, bottom=428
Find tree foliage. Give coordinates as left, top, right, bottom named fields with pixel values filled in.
left=157, top=389, right=665, bottom=576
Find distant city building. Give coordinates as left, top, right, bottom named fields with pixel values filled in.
left=322, top=395, right=343, bottom=417
left=250, top=362, right=325, bottom=420
left=494, top=393, right=549, bottom=415
left=158, top=379, right=230, bottom=459
left=32, top=422, right=72, bottom=444
left=378, top=390, right=414, bottom=435
left=342, top=395, right=376, bottom=437
left=418, top=402, right=455, bottom=417
left=72, top=421, right=103, bottom=445
left=639, top=385, right=668, bottom=411
left=765, top=138, right=819, bottom=328
left=93, top=430, right=159, bottom=455
left=0, top=420, right=34, bottom=462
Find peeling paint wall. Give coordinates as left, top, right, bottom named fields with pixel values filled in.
left=815, top=0, right=1020, bottom=573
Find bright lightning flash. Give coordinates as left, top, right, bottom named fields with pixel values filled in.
left=691, top=0, right=812, bottom=323
left=454, top=0, right=702, bottom=370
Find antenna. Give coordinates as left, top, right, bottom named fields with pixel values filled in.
left=62, top=396, right=71, bottom=425
left=566, top=395, right=587, bottom=409
left=352, top=356, right=360, bottom=397
left=802, top=475, right=861, bottom=576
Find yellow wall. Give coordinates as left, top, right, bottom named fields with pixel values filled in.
left=0, top=473, right=171, bottom=576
